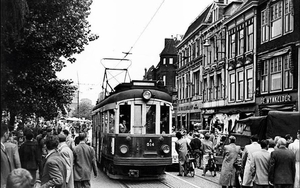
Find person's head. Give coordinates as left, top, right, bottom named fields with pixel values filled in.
left=25, top=132, right=34, bottom=141
left=194, top=132, right=200, bottom=138
left=70, top=128, right=75, bottom=134
left=285, top=134, right=293, bottom=143
left=78, top=132, right=86, bottom=141
left=45, top=135, right=59, bottom=150
left=62, top=129, right=69, bottom=136
left=46, top=127, right=53, bottom=136
left=274, top=136, right=281, bottom=145
left=250, top=134, right=259, bottom=142
left=1, top=123, right=9, bottom=141
left=277, top=138, right=287, bottom=147
left=297, top=130, right=300, bottom=139
left=229, top=135, right=236, bottom=143
left=268, top=139, right=276, bottom=148
left=58, top=134, right=66, bottom=143
left=6, top=168, right=32, bottom=188
left=260, top=139, right=269, bottom=149
left=175, top=131, right=182, bottom=139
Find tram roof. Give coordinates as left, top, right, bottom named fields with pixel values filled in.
left=93, top=80, right=172, bottom=110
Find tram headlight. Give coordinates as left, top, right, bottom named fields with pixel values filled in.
left=120, top=145, right=129, bottom=154
left=161, top=144, right=170, bottom=154
left=142, top=90, right=152, bottom=100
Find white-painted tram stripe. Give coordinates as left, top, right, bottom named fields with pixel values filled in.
left=165, top=172, right=203, bottom=188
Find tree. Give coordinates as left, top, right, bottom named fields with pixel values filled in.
left=1, top=0, right=98, bottom=126
left=72, top=99, right=94, bottom=120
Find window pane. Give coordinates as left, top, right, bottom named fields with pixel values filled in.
left=271, top=73, right=282, bottom=90
left=146, top=105, right=156, bottom=134
left=160, top=106, right=169, bottom=134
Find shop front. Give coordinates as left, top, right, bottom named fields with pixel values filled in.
left=256, top=93, right=298, bottom=116
left=177, top=101, right=202, bottom=132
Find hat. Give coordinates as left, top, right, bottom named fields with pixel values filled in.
left=229, top=135, right=236, bottom=141
left=58, top=134, right=66, bottom=142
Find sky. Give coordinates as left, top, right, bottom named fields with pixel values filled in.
left=56, top=0, right=212, bottom=104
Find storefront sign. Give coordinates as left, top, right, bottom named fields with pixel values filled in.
left=261, top=94, right=292, bottom=104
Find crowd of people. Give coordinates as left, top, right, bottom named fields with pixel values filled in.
left=1, top=122, right=97, bottom=188
left=174, top=129, right=299, bottom=188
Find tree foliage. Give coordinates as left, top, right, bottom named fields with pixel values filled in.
left=1, top=0, right=98, bottom=124
left=72, top=99, right=94, bottom=120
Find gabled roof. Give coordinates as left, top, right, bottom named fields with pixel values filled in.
left=160, top=38, right=177, bottom=55
left=182, top=4, right=212, bottom=40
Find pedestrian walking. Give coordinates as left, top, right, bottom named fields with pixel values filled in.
left=62, top=130, right=75, bottom=151
left=58, top=134, right=74, bottom=188
left=73, top=133, right=97, bottom=188
left=201, top=132, right=215, bottom=176
left=250, top=140, right=271, bottom=188
left=19, top=131, right=41, bottom=186
left=175, top=131, right=190, bottom=176
left=269, top=138, right=295, bottom=188
left=4, top=135, right=21, bottom=170
left=36, top=135, right=67, bottom=188
left=219, top=135, right=241, bottom=188
left=189, top=132, right=202, bottom=169
left=288, top=130, right=299, bottom=188
left=242, top=134, right=261, bottom=187
left=1, top=123, right=12, bottom=188
left=6, top=168, right=32, bottom=188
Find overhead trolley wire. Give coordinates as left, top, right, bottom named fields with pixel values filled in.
left=120, top=0, right=165, bottom=61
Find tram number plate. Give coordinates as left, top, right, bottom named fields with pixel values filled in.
left=146, top=139, right=155, bottom=147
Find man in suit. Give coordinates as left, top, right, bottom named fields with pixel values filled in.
left=288, top=130, right=299, bottom=188
left=269, top=138, right=295, bottom=188
left=35, top=135, right=67, bottom=188
left=242, top=134, right=261, bottom=187
left=250, top=140, right=271, bottom=188
left=4, top=134, right=21, bottom=171
left=58, top=133, right=74, bottom=188
left=73, top=133, right=97, bottom=188
left=1, top=123, right=11, bottom=188
left=19, top=131, right=41, bottom=186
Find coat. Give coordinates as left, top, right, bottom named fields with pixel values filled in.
left=73, top=142, right=97, bottom=181
left=250, top=149, right=271, bottom=185
left=269, top=145, right=296, bottom=185
left=1, top=143, right=11, bottom=188
left=3, top=142, right=21, bottom=170
left=219, top=143, right=241, bottom=186
left=242, top=142, right=261, bottom=186
left=41, top=150, right=67, bottom=188
left=58, top=142, right=74, bottom=188
left=19, top=140, right=41, bottom=170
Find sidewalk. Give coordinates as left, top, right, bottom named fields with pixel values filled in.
left=194, top=167, right=220, bottom=184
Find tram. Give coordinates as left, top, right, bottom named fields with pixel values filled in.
left=91, top=58, right=173, bottom=180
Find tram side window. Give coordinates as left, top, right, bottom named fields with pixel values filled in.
left=160, top=106, right=169, bottom=134
left=103, top=113, right=108, bottom=133
left=146, top=105, right=156, bottom=134
left=109, top=110, right=115, bottom=133
left=119, top=104, right=131, bottom=133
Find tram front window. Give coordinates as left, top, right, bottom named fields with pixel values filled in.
left=119, top=104, right=130, bottom=133
left=146, top=105, right=156, bottom=134
left=160, top=106, right=169, bottom=134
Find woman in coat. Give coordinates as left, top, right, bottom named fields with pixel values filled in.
left=219, top=135, right=241, bottom=188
